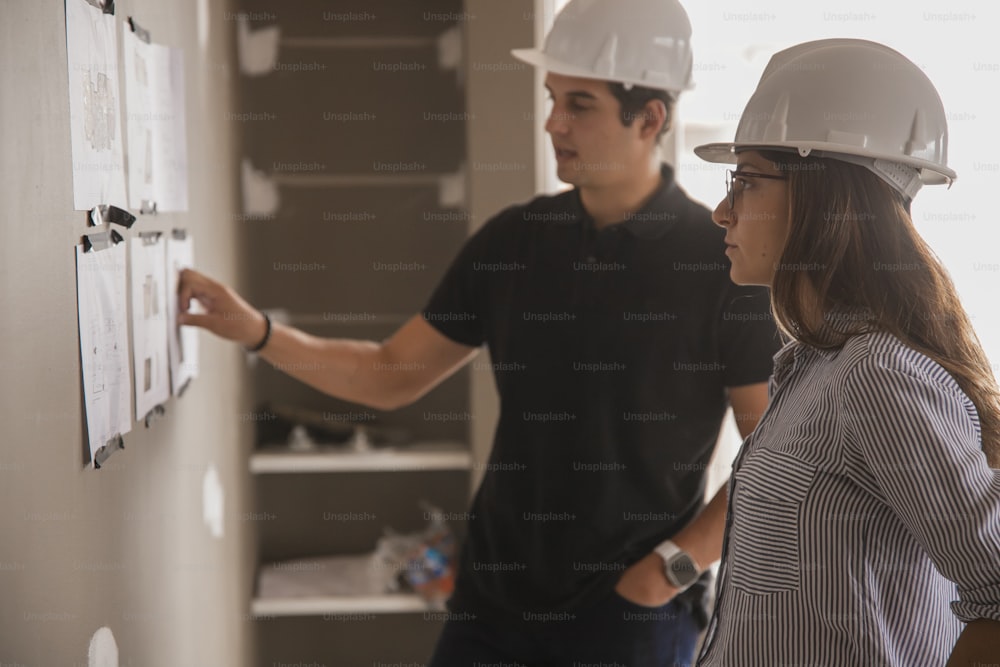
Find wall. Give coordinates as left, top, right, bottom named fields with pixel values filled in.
left=0, top=1, right=252, bottom=665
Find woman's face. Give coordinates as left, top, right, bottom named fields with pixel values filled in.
left=711, top=151, right=791, bottom=287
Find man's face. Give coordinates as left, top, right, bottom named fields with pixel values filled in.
left=544, top=72, right=649, bottom=188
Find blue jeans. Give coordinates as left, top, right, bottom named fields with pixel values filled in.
left=427, top=592, right=700, bottom=667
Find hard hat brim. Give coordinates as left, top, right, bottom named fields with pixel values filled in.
left=694, top=141, right=956, bottom=185
left=510, top=47, right=690, bottom=93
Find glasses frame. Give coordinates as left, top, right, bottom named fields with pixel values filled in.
left=726, top=169, right=788, bottom=209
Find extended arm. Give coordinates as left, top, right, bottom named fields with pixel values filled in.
left=178, top=268, right=479, bottom=410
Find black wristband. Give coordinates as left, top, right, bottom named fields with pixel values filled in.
left=246, top=312, right=272, bottom=353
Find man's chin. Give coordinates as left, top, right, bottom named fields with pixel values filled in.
left=556, top=166, right=584, bottom=187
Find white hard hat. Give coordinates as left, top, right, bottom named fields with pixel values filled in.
left=511, top=0, right=694, bottom=94
left=695, top=39, right=955, bottom=199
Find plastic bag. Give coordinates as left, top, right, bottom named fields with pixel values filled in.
left=377, top=501, right=457, bottom=609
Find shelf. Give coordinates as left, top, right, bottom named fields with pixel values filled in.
left=250, top=442, right=472, bottom=474
left=275, top=311, right=411, bottom=328
left=282, top=36, right=435, bottom=50
left=252, top=593, right=430, bottom=617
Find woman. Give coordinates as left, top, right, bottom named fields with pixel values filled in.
left=693, top=39, right=1000, bottom=665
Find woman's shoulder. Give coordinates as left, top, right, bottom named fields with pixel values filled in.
left=839, top=331, right=967, bottom=401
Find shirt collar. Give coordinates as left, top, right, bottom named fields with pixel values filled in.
left=782, top=308, right=873, bottom=359
left=572, top=164, right=683, bottom=240
left=772, top=332, right=847, bottom=390
left=771, top=339, right=800, bottom=388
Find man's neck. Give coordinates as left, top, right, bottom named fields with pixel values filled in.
left=579, top=163, right=664, bottom=229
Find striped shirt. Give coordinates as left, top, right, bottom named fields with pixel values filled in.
left=697, top=331, right=1000, bottom=666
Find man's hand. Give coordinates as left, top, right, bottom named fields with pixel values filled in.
left=177, top=268, right=267, bottom=348
left=614, top=552, right=679, bottom=607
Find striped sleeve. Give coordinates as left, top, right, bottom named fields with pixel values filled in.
left=841, top=347, right=1000, bottom=623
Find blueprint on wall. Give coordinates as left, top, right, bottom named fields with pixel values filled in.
left=76, top=242, right=132, bottom=462
left=65, top=0, right=128, bottom=210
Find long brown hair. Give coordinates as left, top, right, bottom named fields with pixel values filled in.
left=762, top=150, right=1000, bottom=467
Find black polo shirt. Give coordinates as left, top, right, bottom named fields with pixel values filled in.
left=423, top=165, right=780, bottom=618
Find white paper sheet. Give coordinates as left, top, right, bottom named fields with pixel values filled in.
left=166, top=234, right=199, bottom=394
left=131, top=237, right=171, bottom=420
left=150, top=44, right=189, bottom=212
left=122, top=25, right=156, bottom=210
left=76, top=242, right=132, bottom=462
left=65, top=0, right=128, bottom=211
left=122, top=30, right=189, bottom=212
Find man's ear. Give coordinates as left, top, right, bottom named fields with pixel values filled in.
left=638, top=98, right=670, bottom=140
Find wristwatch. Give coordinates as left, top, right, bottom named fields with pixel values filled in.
left=654, top=540, right=700, bottom=590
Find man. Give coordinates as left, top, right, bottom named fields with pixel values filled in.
left=179, top=0, right=779, bottom=664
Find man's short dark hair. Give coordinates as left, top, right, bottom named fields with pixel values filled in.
left=607, top=83, right=675, bottom=142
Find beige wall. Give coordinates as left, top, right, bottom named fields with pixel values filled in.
left=0, top=1, right=253, bottom=664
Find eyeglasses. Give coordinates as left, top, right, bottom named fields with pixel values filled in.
left=725, top=169, right=788, bottom=209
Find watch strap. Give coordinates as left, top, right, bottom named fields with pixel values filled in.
left=653, top=539, right=683, bottom=564
left=654, top=539, right=700, bottom=590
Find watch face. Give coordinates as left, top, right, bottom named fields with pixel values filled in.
left=668, top=553, right=699, bottom=587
